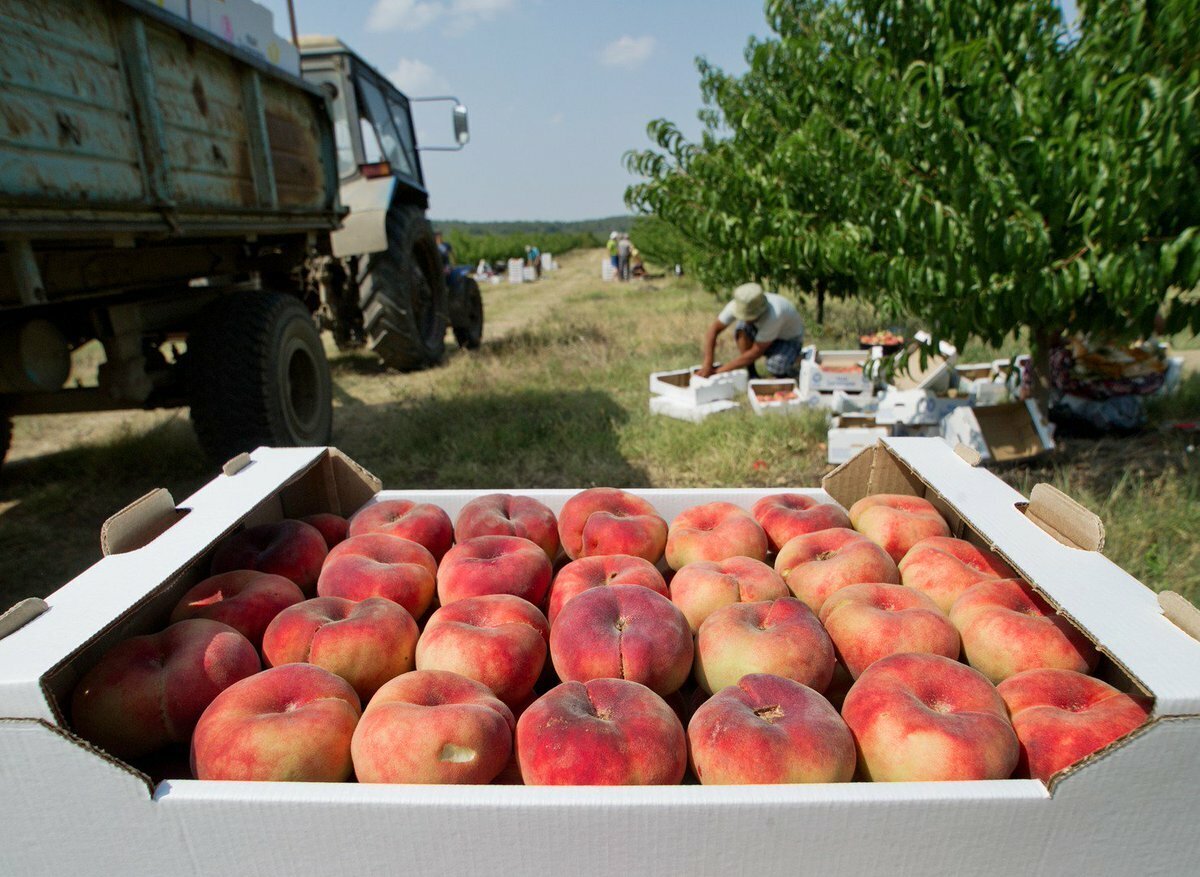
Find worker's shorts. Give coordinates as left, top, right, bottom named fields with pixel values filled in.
left=735, top=323, right=804, bottom=378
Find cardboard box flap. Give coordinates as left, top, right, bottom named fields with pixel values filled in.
left=1024, top=484, right=1105, bottom=552
left=100, top=488, right=180, bottom=556
left=825, top=439, right=1200, bottom=715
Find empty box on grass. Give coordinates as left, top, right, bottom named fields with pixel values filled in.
left=940, top=400, right=1056, bottom=462
left=747, top=378, right=808, bottom=416
left=3, top=443, right=1200, bottom=876
left=648, top=365, right=747, bottom=405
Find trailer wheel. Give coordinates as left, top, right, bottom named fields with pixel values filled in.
left=450, top=275, right=484, bottom=350
left=360, top=205, right=447, bottom=370
left=187, top=292, right=333, bottom=462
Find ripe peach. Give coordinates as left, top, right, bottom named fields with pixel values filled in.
left=950, top=579, right=1099, bottom=683
left=210, top=519, right=327, bottom=594
left=773, top=528, right=899, bottom=613
left=693, top=597, right=835, bottom=695
left=317, top=533, right=438, bottom=619
left=416, top=594, right=550, bottom=706
left=550, top=584, right=693, bottom=696
left=436, top=535, right=553, bottom=607
left=455, top=493, right=560, bottom=560
left=751, top=494, right=852, bottom=553
left=848, top=494, right=951, bottom=563
left=818, top=582, right=961, bottom=679
left=191, top=663, right=361, bottom=782
left=516, top=678, right=686, bottom=785
left=557, top=488, right=668, bottom=563
left=669, top=557, right=789, bottom=634
left=899, top=536, right=1016, bottom=612
left=300, top=513, right=349, bottom=550
left=665, top=502, right=768, bottom=569
left=842, top=652, right=1019, bottom=781
left=546, top=554, right=668, bottom=625
left=261, top=596, right=419, bottom=701
left=997, top=668, right=1152, bottom=782
left=351, top=669, right=514, bottom=784
left=688, top=674, right=856, bottom=784
left=70, top=619, right=260, bottom=760
left=169, top=570, right=305, bottom=650
left=348, top=499, right=454, bottom=562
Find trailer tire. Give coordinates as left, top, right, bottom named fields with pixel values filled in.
left=360, top=205, right=447, bottom=370
left=450, top=275, right=484, bottom=350
left=187, top=292, right=333, bottom=462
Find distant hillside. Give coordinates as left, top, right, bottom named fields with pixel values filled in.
left=430, top=216, right=634, bottom=237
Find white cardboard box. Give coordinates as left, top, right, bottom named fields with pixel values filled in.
left=827, top=425, right=891, bottom=463
left=940, top=400, right=1056, bottom=462
left=648, top=365, right=746, bottom=405
left=798, top=349, right=876, bottom=395
left=3, top=443, right=1200, bottom=875
left=747, top=378, right=807, bottom=416
left=648, top=394, right=739, bottom=423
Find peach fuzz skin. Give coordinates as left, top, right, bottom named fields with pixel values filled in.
left=210, top=518, right=328, bottom=595
left=950, top=578, right=1099, bottom=683
left=669, top=556, right=789, bottom=634
left=454, top=493, right=560, bottom=561
left=436, top=535, right=553, bottom=607
left=70, top=619, right=260, bottom=760
left=191, top=663, right=361, bottom=782
left=998, top=668, right=1152, bottom=782
left=898, top=536, right=1016, bottom=612
left=773, top=528, right=899, bottom=613
left=751, top=494, right=852, bottom=553
left=299, top=513, right=349, bottom=550
left=665, top=502, right=768, bottom=570
left=693, top=597, right=834, bottom=695
left=516, top=678, right=686, bottom=785
left=848, top=494, right=951, bottom=563
left=818, top=582, right=961, bottom=679
left=688, top=674, right=856, bottom=785
left=546, top=554, right=668, bottom=625
left=351, top=669, right=514, bottom=784
left=841, top=652, right=1019, bottom=782
left=169, top=570, right=305, bottom=651
left=556, top=488, right=668, bottom=563
left=416, top=594, right=550, bottom=706
left=550, top=584, right=693, bottom=696
left=316, top=533, right=438, bottom=619
left=261, top=596, right=419, bottom=702
left=347, top=499, right=454, bottom=562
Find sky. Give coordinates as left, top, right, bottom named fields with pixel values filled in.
left=259, top=0, right=1080, bottom=223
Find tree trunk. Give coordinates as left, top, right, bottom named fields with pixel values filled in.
left=1029, top=327, right=1062, bottom=407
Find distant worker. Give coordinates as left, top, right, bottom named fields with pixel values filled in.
left=607, top=231, right=619, bottom=276
left=697, top=282, right=805, bottom=379
left=630, top=243, right=645, bottom=278
left=617, top=233, right=632, bottom=281
left=435, top=231, right=454, bottom=277
left=529, top=243, right=542, bottom=279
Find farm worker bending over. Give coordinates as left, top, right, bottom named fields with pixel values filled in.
left=697, top=282, right=805, bottom=379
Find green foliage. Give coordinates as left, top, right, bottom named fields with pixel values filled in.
left=625, top=0, right=1200, bottom=364
left=629, top=215, right=692, bottom=269
left=442, top=230, right=601, bottom=267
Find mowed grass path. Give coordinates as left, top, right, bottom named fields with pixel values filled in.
left=2, top=247, right=1198, bottom=608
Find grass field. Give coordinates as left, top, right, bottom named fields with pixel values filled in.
left=2, top=248, right=1198, bottom=610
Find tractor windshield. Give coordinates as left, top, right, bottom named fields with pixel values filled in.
left=355, top=76, right=420, bottom=185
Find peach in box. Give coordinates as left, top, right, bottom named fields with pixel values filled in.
left=455, top=493, right=560, bottom=561
left=997, top=668, right=1152, bottom=782
left=751, top=494, right=852, bottom=553
left=546, top=554, right=667, bottom=625
left=898, top=536, right=1016, bottom=612
left=261, top=596, right=419, bottom=701
left=669, top=556, right=788, bottom=634
left=348, top=499, right=454, bottom=562
left=300, top=513, right=349, bottom=550
left=351, top=669, right=514, bottom=784
left=557, top=487, right=668, bottom=563
left=665, top=501, right=768, bottom=569
left=317, top=533, right=437, bottom=619
left=70, top=619, right=260, bottom=760
left=550, top=584, right=693, bottom=696
left=693, top=597, right=834, bottom=695
left=818, top=582, right=960, bottom=679
left=773, top=528, right=898, bottom=613
left=841, top=652, right=1019, bottom=782
left=210, top=519, right=328, bottom=594
left=191, top=663, right=361, bottom=782
left=416, top=594, right=549, bottom=706
left=516, top=678, right=686, bottom=785
left=688, top=674, right=856, bottom=785
left=436, top=535, right=553, bottom=607
left=848, top=494, right=951, bottom=563
left=950, top=578, right=1099, bottom=683
left=170, top=570, right=305, bottom=650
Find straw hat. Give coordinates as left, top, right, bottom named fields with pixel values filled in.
left=730, top=282, right=768, bottom=321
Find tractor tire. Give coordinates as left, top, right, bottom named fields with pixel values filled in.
left=187, top=292, right=333, bottom=462
left=360, top=205, right=447, bottom=370
left=450, top=275, right=484, bottom=350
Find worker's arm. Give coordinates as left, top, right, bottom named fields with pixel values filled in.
left=696, top=321, right=728, bottom=377
left=715, top=341, right=770, bottom=374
